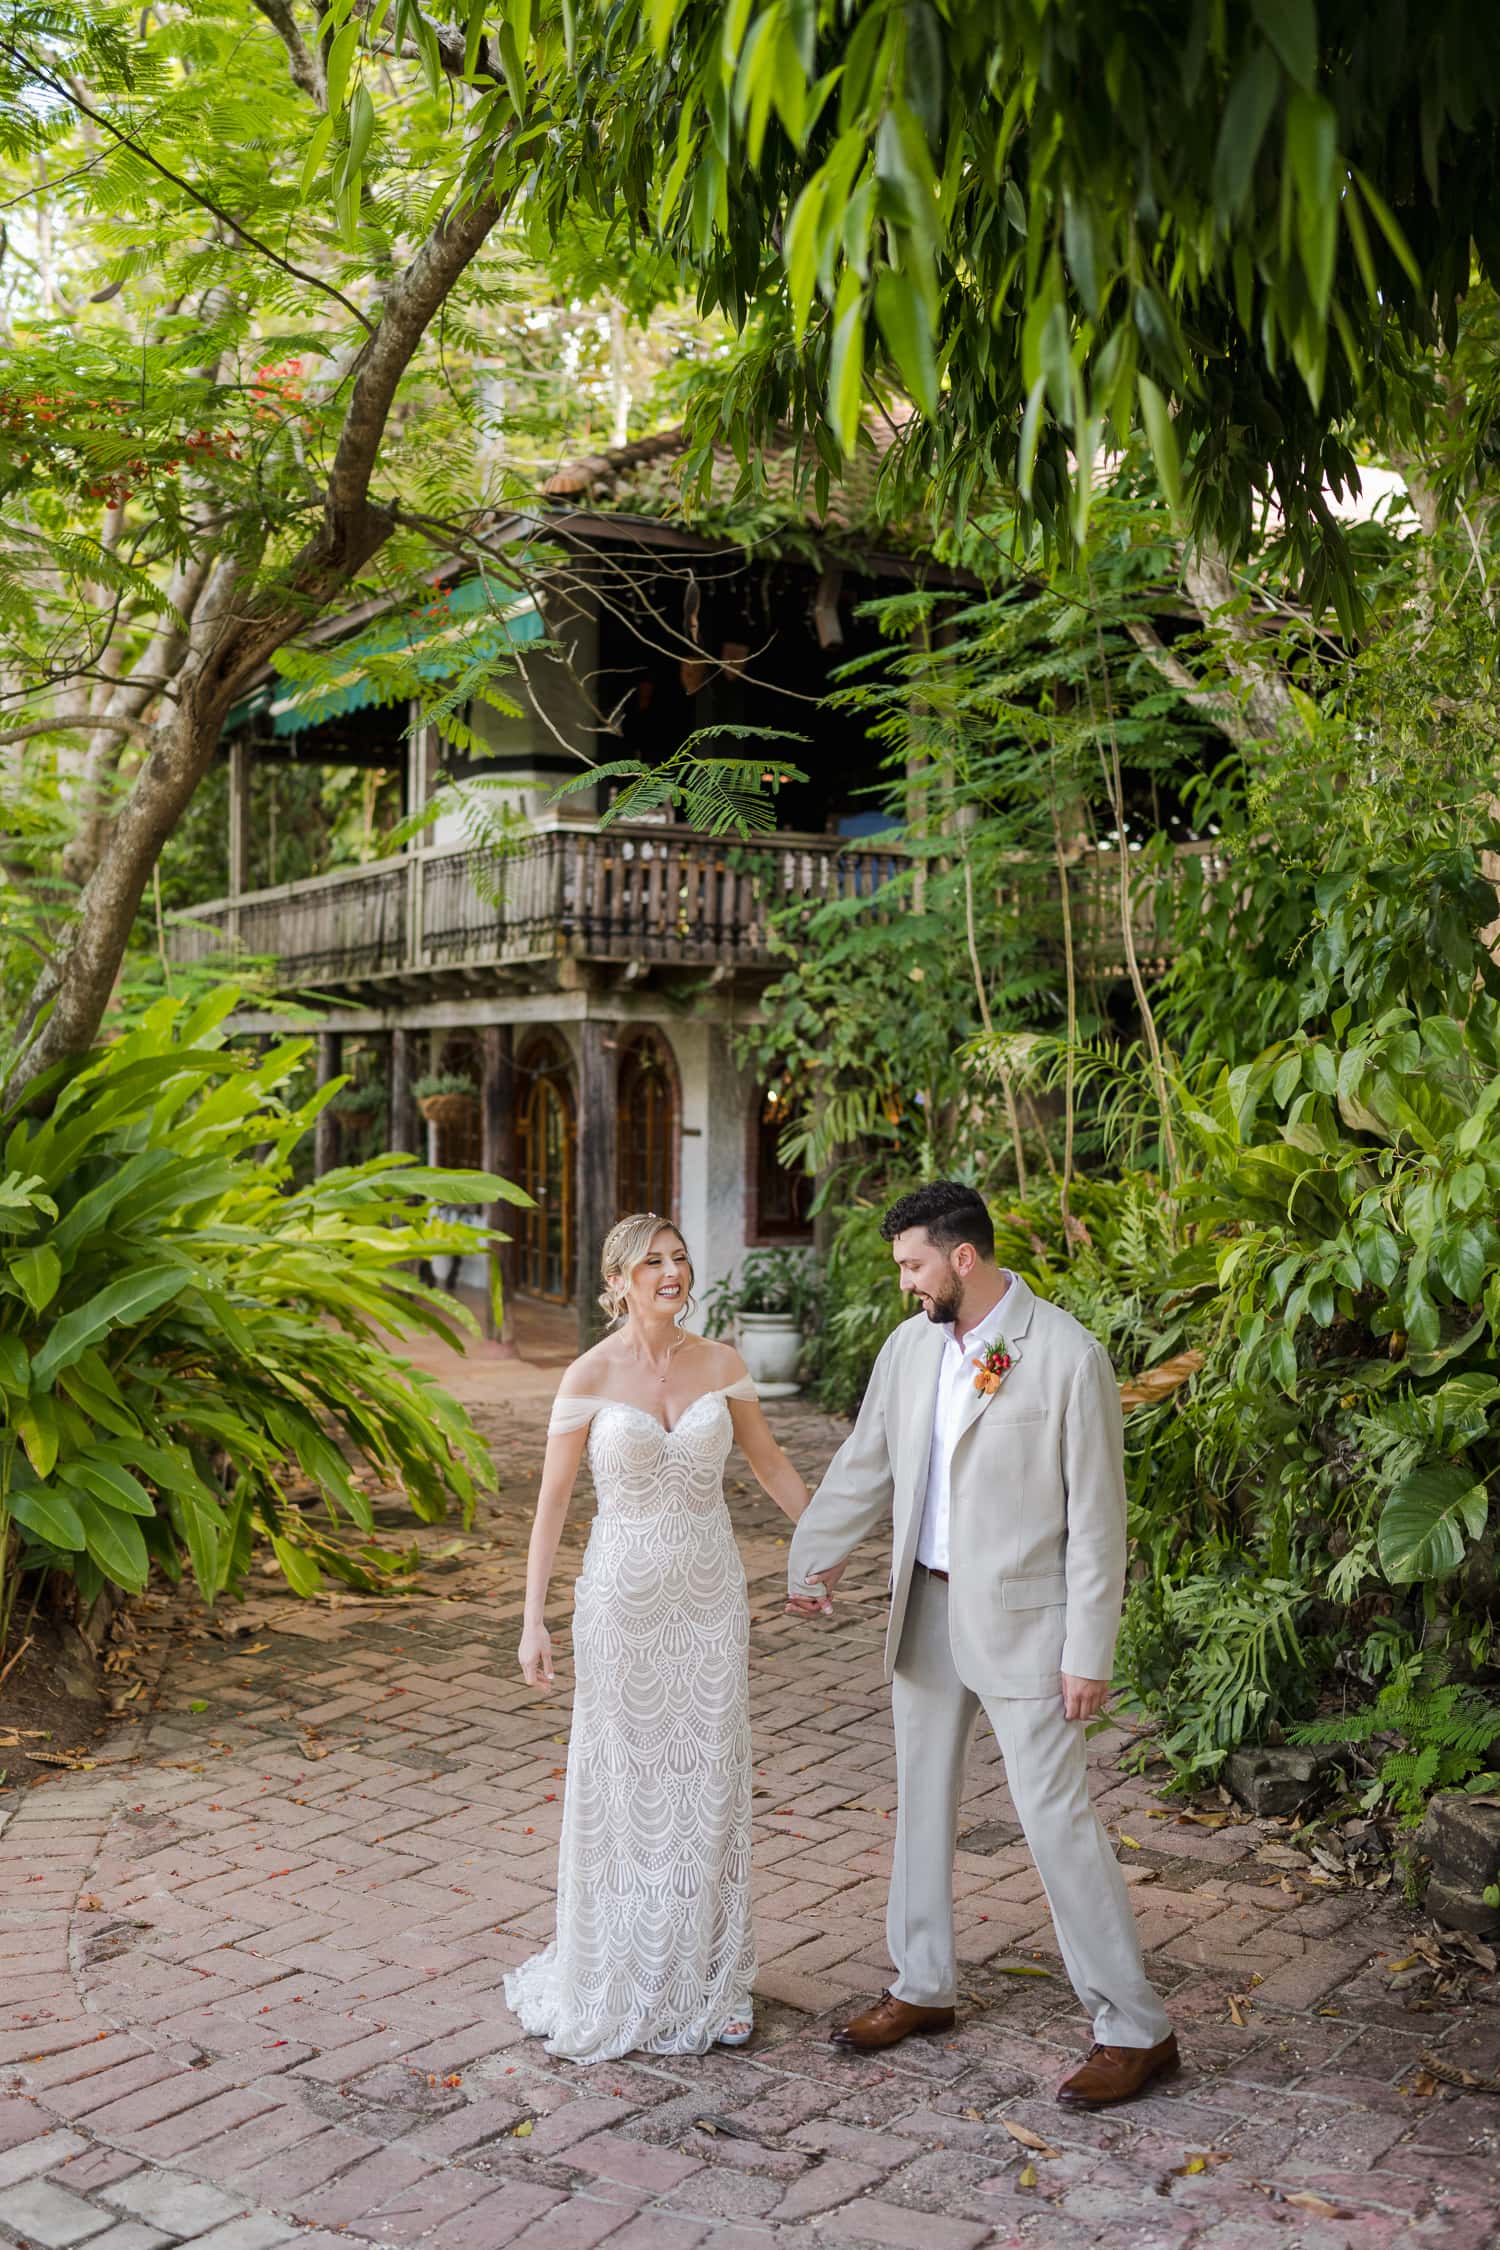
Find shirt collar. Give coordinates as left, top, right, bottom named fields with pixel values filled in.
left=948, top=1274, right=1014, bottom=1357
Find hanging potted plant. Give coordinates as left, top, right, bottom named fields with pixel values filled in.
left=703, top=1248, right=820, bottom=1396
left=413, top=1070, right=478, bottom=1131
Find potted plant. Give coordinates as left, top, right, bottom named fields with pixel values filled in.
left=413, top=1070, right=477, bottom=1130
left=703, top=1248, right=819, bottom=1396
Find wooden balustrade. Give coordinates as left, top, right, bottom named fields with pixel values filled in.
left=166, top=824, right=1222, bottom=988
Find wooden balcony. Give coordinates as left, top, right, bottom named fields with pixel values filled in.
left=167, top=822, right=909, bottom=989
left=167, top=823, right=1224, bottom=992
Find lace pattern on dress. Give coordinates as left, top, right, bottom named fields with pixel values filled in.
left=506, top=1384, right=758, bottom=2062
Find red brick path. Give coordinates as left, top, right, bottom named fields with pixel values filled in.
left=1, top=1345, right=1496, bottom=2248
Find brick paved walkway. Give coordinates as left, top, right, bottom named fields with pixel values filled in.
left=2, top=1346, right=1497, bottom=2250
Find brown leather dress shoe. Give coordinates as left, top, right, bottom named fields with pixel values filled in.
left=831, top=1990, right=956, bottom=2051
left=1056, top=2033, right=1180, bottom=2107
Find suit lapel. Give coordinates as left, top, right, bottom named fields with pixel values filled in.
left=949, top=1272, right=1039, bottom=1455
left=893, top=1321, right=945, bottom=1563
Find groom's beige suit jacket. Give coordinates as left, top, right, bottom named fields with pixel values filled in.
left=787, top=1275, right=1128, bottom=1696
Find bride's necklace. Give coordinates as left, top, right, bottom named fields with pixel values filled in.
left=632, top=1327, right=687, bottom=1387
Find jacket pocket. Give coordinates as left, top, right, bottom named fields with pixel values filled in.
left=1000, top=1572, right=1068, bottom=1610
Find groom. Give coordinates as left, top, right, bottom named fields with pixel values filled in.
left=787, top=1182, right=1177, bottom=2107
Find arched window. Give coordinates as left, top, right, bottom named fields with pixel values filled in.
left=515, top=1035, right=576, bottom=1301
left=616, top=1030, right=678, bottom=1217
left=751, top=1082, right=814, bottom=1242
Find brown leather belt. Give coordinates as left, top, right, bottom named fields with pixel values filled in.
left=915, top=1561, right=949, bottom=1582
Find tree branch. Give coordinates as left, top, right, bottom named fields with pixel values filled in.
left=251, top=0, right=328, bottom=106
left=1123, top=616, right=1260, bottom=754
left=0, top=715, right=157, bottom=750
left=0, top=38, right=372, bottom=333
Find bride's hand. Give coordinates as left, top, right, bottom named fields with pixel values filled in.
left=787, top=1562, right=844, bottom=1618
left=519, top=1624, right=554, bottom=1688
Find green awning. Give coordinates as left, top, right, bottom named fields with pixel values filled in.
left=228, top=578, right=544, bottom=737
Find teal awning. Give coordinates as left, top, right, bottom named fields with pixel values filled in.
left=228, top=579, right=544, bottom=737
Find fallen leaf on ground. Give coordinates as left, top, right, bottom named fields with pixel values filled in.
left=1119, top=1833, right=1142, bottom=1850
left=1017, top=2162, right=1037, bottom=2189
left=512, top=2119, right=533, bottom=2137
left=1227, top=1994, right=1248, bottom=2027
left=1282, top=2191, right=1349, bottom=2218
left=1173, top=2152, right=1231, bottom=2177
left=299, top=1743, right=328, bottom=1761
left=1003, top=2122, right=1059, bottom=2156
left=995, top=1963, right=1052, bottom=1978
left=78, top=1895, right=102, bottom=1911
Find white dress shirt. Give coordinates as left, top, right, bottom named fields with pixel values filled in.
left=914, top=1282, right=1014, bottom=1574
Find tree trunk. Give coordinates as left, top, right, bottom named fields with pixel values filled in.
left=3, top=184, right=500, bottom=1105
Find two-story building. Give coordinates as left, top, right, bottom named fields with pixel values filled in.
left=170, top=428, right=1215, bottom=1353
left=170, top=430, right=940, bottom=1352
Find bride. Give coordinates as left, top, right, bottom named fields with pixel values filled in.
left=506, top=1212, right=814, bottom=2063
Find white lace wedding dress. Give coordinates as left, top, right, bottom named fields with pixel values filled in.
left=504, top=1380, right=759, bottom=2062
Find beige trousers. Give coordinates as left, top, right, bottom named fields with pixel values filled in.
left=889, top=1567, right=1171, bottom=2050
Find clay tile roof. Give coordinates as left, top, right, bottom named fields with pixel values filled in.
left=540, top=418, right=921, bottom=547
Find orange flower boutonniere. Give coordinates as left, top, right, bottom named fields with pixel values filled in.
left=971, top=1337, right=1014, bottom=1396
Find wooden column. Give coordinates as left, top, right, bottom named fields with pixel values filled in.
left=576, top=1017, right=618, bottom=1354
left=481, top=1023, right=520, bottom=1353
left=388, top=1025, right=421, bottom=1159
left=314, top=1029, right=343, bottom=1178
left=227, top=735, right=252, bottom=944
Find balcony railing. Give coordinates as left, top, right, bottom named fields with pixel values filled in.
left=167, top=823, right=1224, bottom=989
left=167, top=823, right=908, bottom=986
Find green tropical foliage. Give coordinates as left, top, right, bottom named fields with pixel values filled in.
left=498, top=0, right=1500, bottom=613
left=0, top=990, right=528, bottom=1644
left=756, top=466, right=1500, bottom=1809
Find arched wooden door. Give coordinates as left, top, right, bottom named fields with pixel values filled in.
left=616, top=1030, right=678, bottom=1217
left=516, top=1037, right=576, bottom=1301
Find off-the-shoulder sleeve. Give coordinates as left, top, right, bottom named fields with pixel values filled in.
left=548, top=1395, right=603, bottom=1436
left=722, top=1376, right=759, bottom=1402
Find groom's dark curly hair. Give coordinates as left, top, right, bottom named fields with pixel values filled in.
left=879, top=1181, right=995, bottom=1260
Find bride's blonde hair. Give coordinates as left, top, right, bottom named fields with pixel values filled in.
left=598, top=1213, right=695, bottom=1327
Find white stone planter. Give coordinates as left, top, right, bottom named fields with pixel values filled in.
left=737, top=1311, right=803, bottom=1398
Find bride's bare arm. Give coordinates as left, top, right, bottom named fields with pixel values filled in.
left=728, top=1395, right=811, bottom=1526
left=518, top=1422, right=590, bottom=1689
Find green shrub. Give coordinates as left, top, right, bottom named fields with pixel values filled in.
left=0, top=991, right=528, bottom=1643
left=806, top=1203, right=908, bottom=1416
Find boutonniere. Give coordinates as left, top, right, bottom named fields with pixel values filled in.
left=970, top=1337, right=1015, bottom=1396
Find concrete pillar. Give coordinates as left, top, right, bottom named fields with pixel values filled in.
left=481, top=1023, right=519, bottom=1352
left=672, top=1017, right=751, bottom=1320
left=314, top=1029, right=343, bottom=1178
left=388, top=1025, right=421, bottom=1159
left=575, top=1017, right=618, bottom=1354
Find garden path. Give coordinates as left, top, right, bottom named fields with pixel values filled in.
left=1, top=1338, right=1497, bottom=2250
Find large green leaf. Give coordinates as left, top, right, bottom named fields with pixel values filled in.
left=1378, top=1464, right=1490, bottom=1585
left=73, top=1494, right=151, bottom=1593
left=8, top=1484, right=85, bottom=1553
left=31, top=1265, right=190, bottom=1390
left=71, top=1459, right=156, bottom=1519
left=11, top=1242, right=61, bottom=1312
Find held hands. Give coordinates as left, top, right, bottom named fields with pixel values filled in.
left=1061, top=1674, right=1110, bottom=1722
left=519, top=1623, right=554, bottom=1689
left=786, top=1561, right=845, bottom=1619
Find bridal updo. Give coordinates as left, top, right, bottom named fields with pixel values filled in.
left=598, top=1213, right=696, bottom=1327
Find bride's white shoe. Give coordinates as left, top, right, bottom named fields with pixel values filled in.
left=716, top=2018, right=753, bottom=2048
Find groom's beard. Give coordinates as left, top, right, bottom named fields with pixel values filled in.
left=916, top=1279, right=963, bottom=1327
